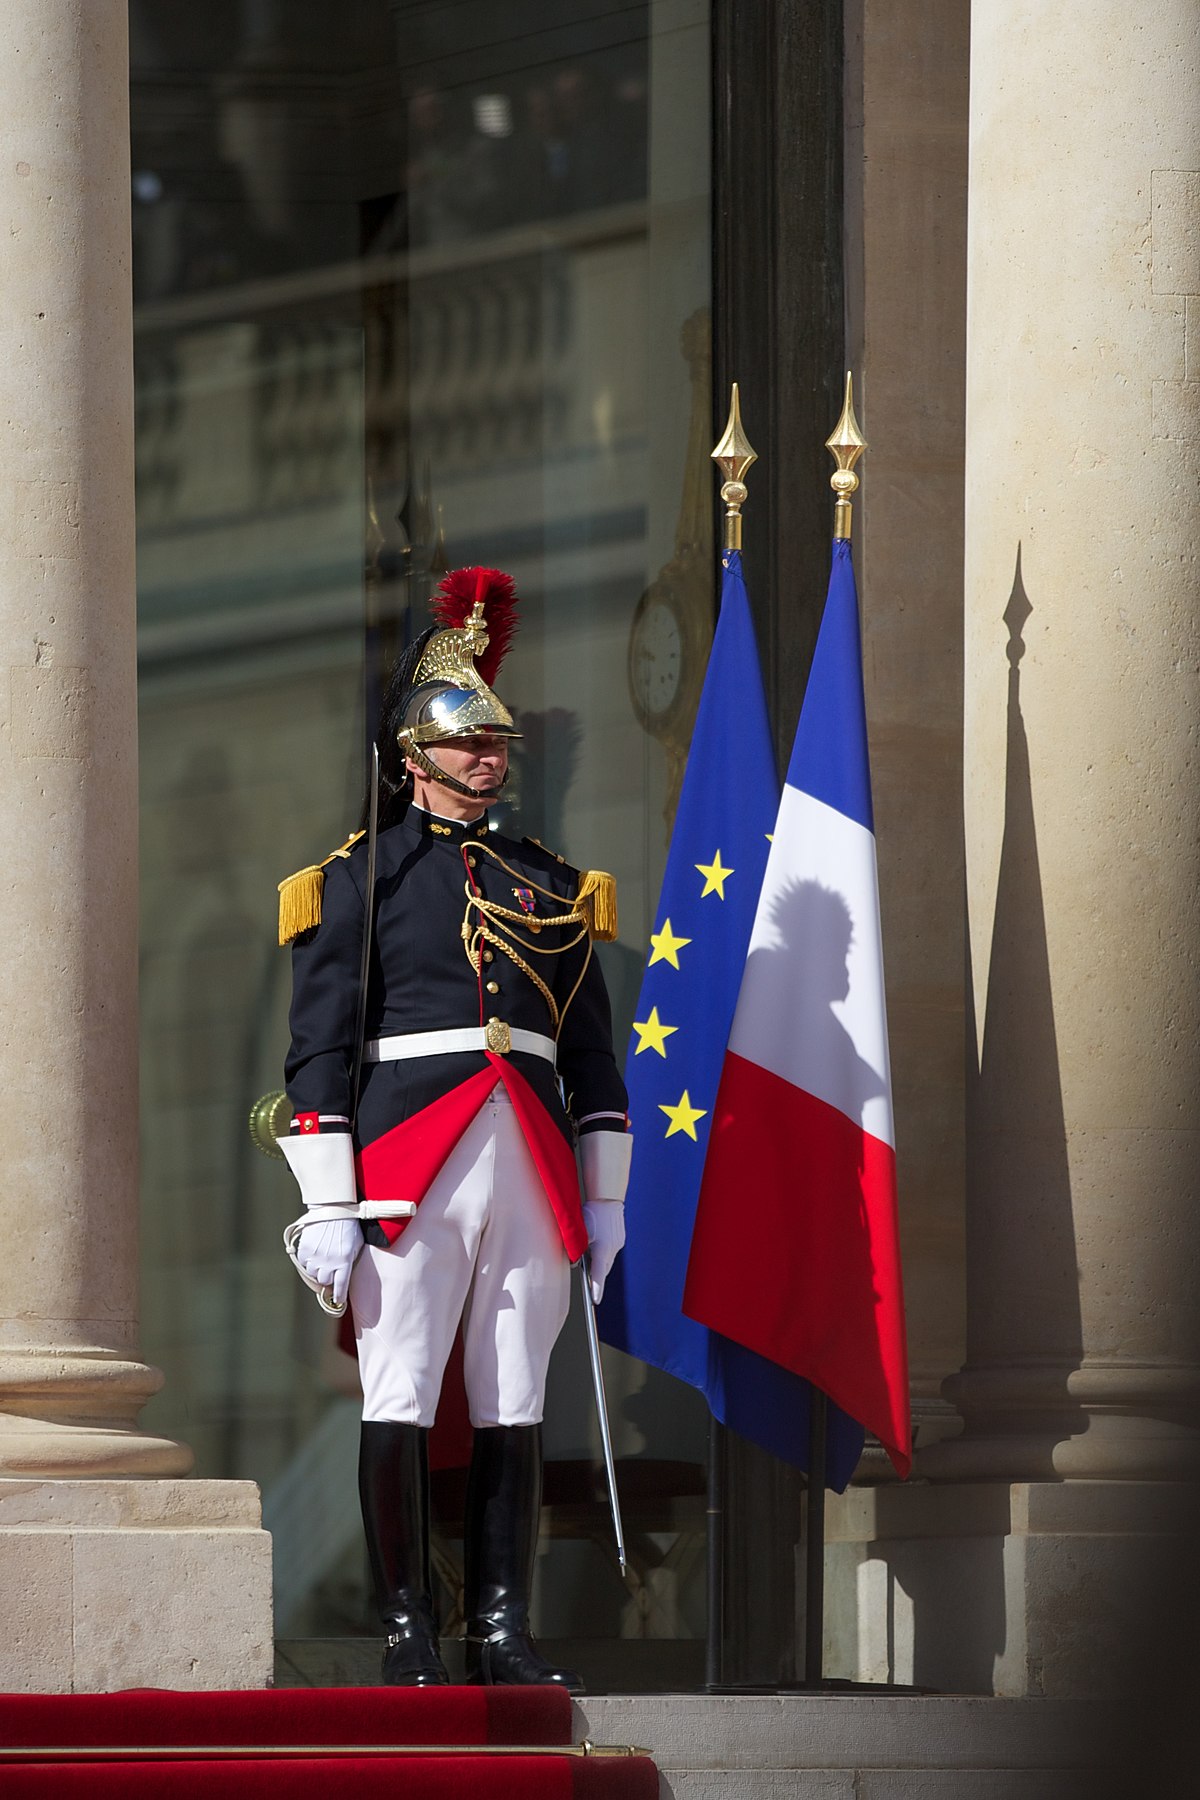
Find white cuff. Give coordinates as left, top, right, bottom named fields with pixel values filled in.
left=277, top=1132, right=357, bottom=1212
left=579, top=1129, right=633, bottom=1205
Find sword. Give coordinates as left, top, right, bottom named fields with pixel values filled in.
left=350, top=744, right=381, bottom=1124
left=579, top=1258, right=626, bottom=1577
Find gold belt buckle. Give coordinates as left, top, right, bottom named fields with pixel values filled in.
left=485, top=1017, right=512, bottom=1055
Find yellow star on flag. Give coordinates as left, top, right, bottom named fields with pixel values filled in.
left=695, top=850, right=733, bottom=899
left=631, top=1006, right=677, bottom=1057
left=660, top=1089, right=707, bottom=1141
left=648, top=918, right=691, bottom=969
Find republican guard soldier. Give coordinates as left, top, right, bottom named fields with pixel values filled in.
left=276, top=568, right=631, bottom=1689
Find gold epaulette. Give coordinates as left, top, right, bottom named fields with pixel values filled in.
left=576, top=869, right=618, bottom=942
left=277, top=831, right=364, bottom=946
left=522, top=836, right=616, bottom=942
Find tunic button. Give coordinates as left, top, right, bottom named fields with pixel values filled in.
left=486, top=980, right=500, bottom=995
left=466, top=854, right=477, bottom=868
left=483, top=950, right=494, bottom=963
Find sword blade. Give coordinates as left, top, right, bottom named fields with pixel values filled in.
left=579, top=1259, right=626, bottom=1577
left=350, top=744, right=380, bottom=1122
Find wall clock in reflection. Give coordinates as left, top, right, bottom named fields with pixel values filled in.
left=627, top=551, right=712, bottom=827
left=629, top=591, right=684, bottom=727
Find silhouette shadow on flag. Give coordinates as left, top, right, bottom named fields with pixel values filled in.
left=683, top=537, right=911, bottom=1479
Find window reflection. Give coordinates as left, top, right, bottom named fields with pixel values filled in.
left=132, top=0, right=712, bottom=1680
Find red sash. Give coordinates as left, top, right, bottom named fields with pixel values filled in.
left=353, top=1051, right=588, bottom=1262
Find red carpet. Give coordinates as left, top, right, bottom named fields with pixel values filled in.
left=0, top=1685, right=571, bottom=1747
left=0, top=1687, right=657, bottom=1798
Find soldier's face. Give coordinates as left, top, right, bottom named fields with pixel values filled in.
left=412, top=734, right=509, bottom=801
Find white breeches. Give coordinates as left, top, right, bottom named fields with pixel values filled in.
left=350, top=1088, right=572, bottom=1428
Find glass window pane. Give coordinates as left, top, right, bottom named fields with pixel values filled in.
left=133, top=0, right=711, bottom=1683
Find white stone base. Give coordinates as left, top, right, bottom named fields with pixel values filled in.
left=575, top=1695, right=1105, bottom=1799
left=823, top=1479, right=1190, bottom=1697
left=0, top=1478, right=273, bottom=1692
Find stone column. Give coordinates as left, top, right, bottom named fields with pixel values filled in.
left=0, top=0, right=271, bottom=1689
left=928, top=0, right=1200, bottom=1485
left=842, top=0, right=970, bottom=1462
left=831, top=0, right=1199, bottom=1699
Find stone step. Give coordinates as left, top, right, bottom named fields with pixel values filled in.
left=573, top=1695, right=1109, bottom=1800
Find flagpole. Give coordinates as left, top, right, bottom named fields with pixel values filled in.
left=700, top=383, right=759, bottom=1692
left=803, top=1391, right=828, bottom=1683
left=711, top=380, right=757, bottom=551
left=704, top=1417, right=724, bottom=1690
left=825, top=369, right=867, bottom=541
left=800, top=371, right=870, bottom=1689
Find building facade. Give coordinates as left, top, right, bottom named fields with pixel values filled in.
left=0, top=0, right=1196, bottom=1721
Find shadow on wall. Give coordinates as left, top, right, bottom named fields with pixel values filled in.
left=874, top=546, right=1085, bottom=1694
left=508, top=706, right=581, bottom=848
left=951, top=542, right=1084, bottom=1455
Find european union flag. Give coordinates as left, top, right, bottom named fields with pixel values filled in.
left=599, top=550, right=864, bottom=1486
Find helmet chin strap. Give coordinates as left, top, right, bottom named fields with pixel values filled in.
left=404, top=738, right=511, bottom=803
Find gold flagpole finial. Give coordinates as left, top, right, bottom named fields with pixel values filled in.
left=825, top=371, right=867, bottom=541
left=711, top=382, right=757, bottom=551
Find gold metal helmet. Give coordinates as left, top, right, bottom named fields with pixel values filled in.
left=397, top=590, right=520, bottom=749
left=395, top=568, right=521, bottom=793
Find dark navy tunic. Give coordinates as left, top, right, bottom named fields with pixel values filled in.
left=285, top=803, right=627, bottom=1245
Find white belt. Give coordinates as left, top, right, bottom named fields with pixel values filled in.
left=363, top=1025, right=557, bottom=1066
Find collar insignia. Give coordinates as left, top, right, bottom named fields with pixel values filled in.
left=416, top=810, right=490, bottom=841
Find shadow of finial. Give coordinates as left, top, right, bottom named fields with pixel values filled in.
left=1004, top=543, right=1032, bottom=667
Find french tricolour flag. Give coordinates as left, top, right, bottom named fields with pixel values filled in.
left=683, top=538, right=911, bottom=1479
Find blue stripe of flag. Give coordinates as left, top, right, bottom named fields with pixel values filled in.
left=786, top=539, right=874, bottom=833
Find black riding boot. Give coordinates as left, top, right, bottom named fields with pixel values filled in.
left=463, top=1424, right=583, bottom=1692
left=358, top=1421, right=449, bottom=1687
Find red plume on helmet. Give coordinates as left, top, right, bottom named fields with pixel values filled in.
left=430, top=566, right=519, bottom=686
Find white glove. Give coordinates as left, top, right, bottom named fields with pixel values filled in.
left=295, top=1217, right=362, bottom=1311
left=582, top=1200, right=625, bottom=1306
left=278, top=1129, right=362, bottom=1311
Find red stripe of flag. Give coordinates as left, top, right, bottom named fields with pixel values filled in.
left=683, top=1051, right=910, bottom=1477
